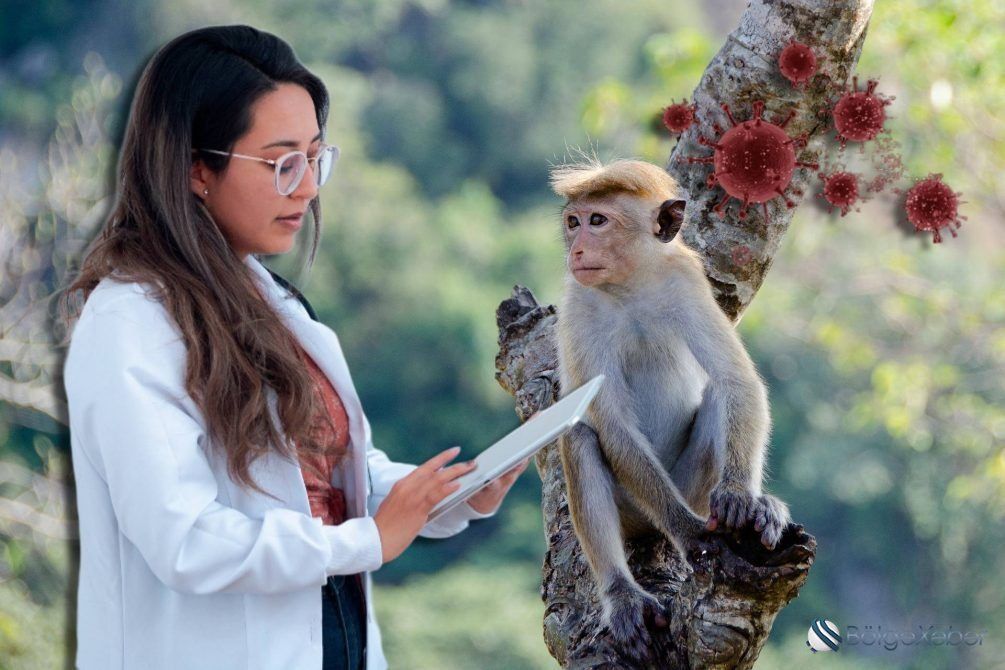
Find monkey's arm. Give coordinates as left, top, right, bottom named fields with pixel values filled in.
left=588, top=379, right=709, bottom=548
left=671, top=283, right=770, bottom=494
left=670, top=280, right=790, bottom=548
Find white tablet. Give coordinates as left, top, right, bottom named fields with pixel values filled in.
left=427, top=374, right=605, bottom=521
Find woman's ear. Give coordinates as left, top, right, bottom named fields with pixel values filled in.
left=189, top=159, right=211, bottom=200
left=654, top=199, right=686, bottom=242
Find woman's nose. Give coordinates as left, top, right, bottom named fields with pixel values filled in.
left=291, top=160, right=320, bottom=200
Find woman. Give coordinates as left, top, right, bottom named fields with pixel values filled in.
left=58, top=25, right=528, bottom=670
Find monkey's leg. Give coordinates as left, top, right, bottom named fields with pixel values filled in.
left=559, top=423, right=667, bottom=662
left=669, top=413, right=721, bottom=519
left=683, top=388, right=792, bottom=549
left=591, top=400, right=708, bottom=553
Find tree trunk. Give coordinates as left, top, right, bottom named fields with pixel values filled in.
left=494, top=1, right=875, bottom=666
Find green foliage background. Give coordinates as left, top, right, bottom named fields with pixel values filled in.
left=0, top=1, right=1002, bottom=668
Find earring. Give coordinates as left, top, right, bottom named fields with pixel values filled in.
left=203, top=189, right=209, bottom=195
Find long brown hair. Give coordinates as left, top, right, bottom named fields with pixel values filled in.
left=57, top=25, right=344, bottom=498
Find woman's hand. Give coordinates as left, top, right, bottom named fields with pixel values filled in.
left=466, top=456, right=531, bottom=515
left=373, top=446, right=476, bottom=564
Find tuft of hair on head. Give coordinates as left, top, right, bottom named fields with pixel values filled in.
left=549, top=158, right=681, bottom=203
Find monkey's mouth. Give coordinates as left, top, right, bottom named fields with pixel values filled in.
left=572, top=266, right=605, bottom=273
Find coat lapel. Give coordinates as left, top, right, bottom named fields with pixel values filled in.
left=243, top=255, right=369, bottom=519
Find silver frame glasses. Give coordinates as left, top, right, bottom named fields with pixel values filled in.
left=195, top=143, right=340, bottom=196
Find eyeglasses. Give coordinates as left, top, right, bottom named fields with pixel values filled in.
left=194, top=143, right=340, bottom=196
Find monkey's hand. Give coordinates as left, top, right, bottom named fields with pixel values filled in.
left=748, top=493, right=791, bottom=550
left=706, top=481, right=757, bottom=534
left=602, top=578, right=668, bottom=662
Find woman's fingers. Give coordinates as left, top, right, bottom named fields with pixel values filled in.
left=416, top=446, right=463, bottom=473
left=410, top=453, right=475, bottom=502
left=424, top=462, right=475, bottom=500
left=412, top=449, right=528, bottom=508
left=435, top=460, right=478, bottom=481
left=474, top=458, right=528, bottom=497
left=501, top=457, right=530, bottom=480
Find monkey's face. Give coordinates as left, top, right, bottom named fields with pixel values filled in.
left=562, top=194, right=651, bottom=288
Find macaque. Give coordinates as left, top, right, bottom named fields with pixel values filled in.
left=552, top=158, right=790, bottom=660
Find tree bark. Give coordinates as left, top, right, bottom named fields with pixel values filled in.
left=670, top=0, right=876, bottom=323
left=494, top=1, right=875, bottom=666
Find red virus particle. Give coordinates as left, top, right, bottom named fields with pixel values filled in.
left=662, top=99, right=697, bottom=134
left=903, top=173, right=966, bottom=243
left=830, top=76, right=894, bottom=149
left=687, top=100, right=818, bottom=221
left=817, top=170, right=860, bottom=216
left=778, top=41, right=819, bottom=89
left=732, top=245, right=753, bottom=266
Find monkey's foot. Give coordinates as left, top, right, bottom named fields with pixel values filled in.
left=707, top=483, right=756, bottom=532
left=748, top=493, right=791, bottom=550
left=602, top=579, right=668, bottom=662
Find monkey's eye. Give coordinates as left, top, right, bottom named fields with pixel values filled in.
left=566, top=215, right=580, bottom=229
left=590, top=213, right=608, bottom=226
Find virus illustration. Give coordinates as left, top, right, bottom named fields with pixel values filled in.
left=829, top=76, right=894, bottom=149
left=903, top=173, right=966, bottom=243
left=687, top=100, right=818, bottom=221
left=662, top=99, right=698, bottom=134
left=864, top=134, right=906, bottom=194
left=731, top=244, right=753, bottom=266
left=778, top=41, right=820, bottom=89
left=817, top=170, right=861, bottom=216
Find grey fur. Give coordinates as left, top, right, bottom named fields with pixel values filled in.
left=555, top=166, right=790, bottom=660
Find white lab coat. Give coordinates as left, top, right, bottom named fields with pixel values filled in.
left=64, top=253, right=496, bottom=670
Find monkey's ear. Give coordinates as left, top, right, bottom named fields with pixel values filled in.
left=655, top=199, right=686, bottom=243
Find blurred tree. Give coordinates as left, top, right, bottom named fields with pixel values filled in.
left=241, top=0, right=705, bottom=208
left=0, top=0, right=1002, bottom=668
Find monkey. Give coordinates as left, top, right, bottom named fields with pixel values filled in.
left=551, top=158, right=791, bottom=661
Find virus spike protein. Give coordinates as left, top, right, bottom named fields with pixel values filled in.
left=688, top=100, right=819, bottom=221
left=831, top=76, right=894, bottom=149
left=778, top=41, right=821, bottom=89
left=662, top=99, right=698, bottom=135
left=904, top=173, right=967, bottom=243
left=817, top=170, right=861, bottom=217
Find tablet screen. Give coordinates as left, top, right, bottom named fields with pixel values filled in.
left=428, top=375, right=604, bottom=520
